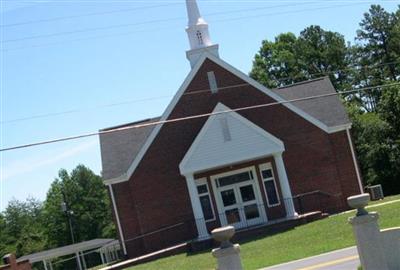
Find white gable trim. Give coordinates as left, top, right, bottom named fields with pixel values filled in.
left=202, top=53, right=348, bottom=133
left=179, top=103, right=285, bottom=175
left=105, top=52, right=349, bottom=184
left=105, top=55, right=209, bottom=184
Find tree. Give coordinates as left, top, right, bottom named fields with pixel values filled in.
left=250, top=32, right=303, bottom=88
left=250, top=25, right=349, bottom=90
left=356, top=5, right=400, bottom=81
left=350, top=5, right=400, bottom=111
left=378, top=84, right=400, bottom=137
left=0, top=198, right=47, bottom=258
left=347, top=96, right=400, bottom=195
left=43, top=165, right=115, bottom=248
left=376, top=85, right=400, bottom=194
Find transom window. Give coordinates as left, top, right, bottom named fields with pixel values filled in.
left=196, top=179, right=215, bottom=221
left=216, top=171, right=254, bottom=188
left=259, top=163, right=280, bottom=207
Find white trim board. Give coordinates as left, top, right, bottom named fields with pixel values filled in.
left=346, top=128, right=364, bottom=193
left=106, top=53, right=350, bottom=184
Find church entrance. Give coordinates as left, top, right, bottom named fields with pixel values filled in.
left=211, top=167, right=267, bottom=229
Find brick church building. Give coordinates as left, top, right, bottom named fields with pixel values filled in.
left=99, top=0, right=363, bottom=258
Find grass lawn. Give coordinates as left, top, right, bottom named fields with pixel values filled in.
left=367, top=193, right=400, bottom=206
left=126, top=196, right=400, bottom=270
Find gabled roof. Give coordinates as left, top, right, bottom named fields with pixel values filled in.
left=271, top=77, right=350, bottom=128
left=99, top=117, right=160, bottom=180
left=100, top=53, right=351, bottom=184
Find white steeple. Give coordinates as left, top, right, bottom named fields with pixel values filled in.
left=185, top=0, right=219, bottom=68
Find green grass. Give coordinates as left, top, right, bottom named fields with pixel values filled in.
left=126, top=196, right=400, bottom=270
left=367, top=194, right=400, bottom=206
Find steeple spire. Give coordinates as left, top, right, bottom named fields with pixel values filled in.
left=186, top=0, right=202, bottom=27
left=185, top=0, right=219, bottom=68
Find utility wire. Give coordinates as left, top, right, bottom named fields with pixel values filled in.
left=0, top=2, right=304, bottom=28
left=2, top=2, right=366, bottom=43
left=0, top=2, right=372, bottom=50
left=2, top=60, right=398, bottom=125
left=5, top=0, right=397, bottom=3
left=0, top=3, right=179, bottom=27
left=270, top=60, right=400, bottom=84
left=212, top=2, right=370, bottom=23
left=1, top=82, right=399, bottom=152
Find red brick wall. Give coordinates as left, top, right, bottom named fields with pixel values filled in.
left=1, top=255, right=31, bottom=270
left=0, top=262, right=31, bottom=270
left=112, top=58, right=361, bottom=258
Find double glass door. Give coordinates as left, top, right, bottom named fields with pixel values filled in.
left=214, top=169, right=265, bottom=228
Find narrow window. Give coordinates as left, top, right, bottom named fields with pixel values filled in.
left=196, top=179, right=215, bottom=221
left=219, top=117, right=231, bottom=142
left=259, top=163, right=280, bottom=207
left=207, top=71, right=218, bottom=94
left=196, top=31, right=204, bottom=45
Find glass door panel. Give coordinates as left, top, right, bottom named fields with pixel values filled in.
left=214, top=168, right=266, bottom=229
left=244, top=204, right=260, bottom=220
left=225, top=208, right=241, bottom=224
left=239, top=184, right=261, bottom=224
left=221, top=189, right=236, bottom=207
left=240, top=185, right=256, bottom=202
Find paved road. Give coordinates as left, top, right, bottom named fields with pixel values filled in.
left=261, top=246, right=359, bottom=270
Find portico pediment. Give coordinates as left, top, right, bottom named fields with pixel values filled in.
left=179, top=103, right=285, bottom=175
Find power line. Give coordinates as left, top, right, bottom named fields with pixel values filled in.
left=2, top=1, right=368, bottom=43
left=1, top=82, right=399, bottom=152
left=211, top=2, right=371, bottom=24
left=2, top=16, right=184, bottom=43
left=1, top=0, right=6, bottom=212
left=2, top=25, right=169, bottom=52
left=0, top=83, right=250, bottom=124
left=2, top=3, right=302, bottom=43
left=270, top=60, right=400, bottom=84
left=2, top=61, right=398, bottom=125
left=1, top=2, right=308, bottom=28
left=0, top=3, right=179, bottom=27
left=4, top=0, right=397, bottom=3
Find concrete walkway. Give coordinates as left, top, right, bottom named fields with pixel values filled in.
left=260, top=246, right=359, bottom=270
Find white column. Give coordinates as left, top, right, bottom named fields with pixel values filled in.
left=185, top=174, right=210, bottom=239
left=273, top=153, right=298, bottom=217
left=100, top=250, right=105, bottom=264
left=346, top=128, right=364, bottom=193
left=43, top=260, right=48, bottom=270
left=75, top=252, right=83, bottom=270
left=80, top=252, right=87, bottom=270
left=108, top=185, right=127, bottom=255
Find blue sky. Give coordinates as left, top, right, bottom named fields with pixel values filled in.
left=1, top=0, right=398, bottom=211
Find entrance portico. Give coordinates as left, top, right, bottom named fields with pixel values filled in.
left=180, top=103, right=297, bottom=239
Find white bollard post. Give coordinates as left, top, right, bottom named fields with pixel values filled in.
left=347, top=194, right=389, bottom=270
left=211, top=226, right=243, bottom=270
